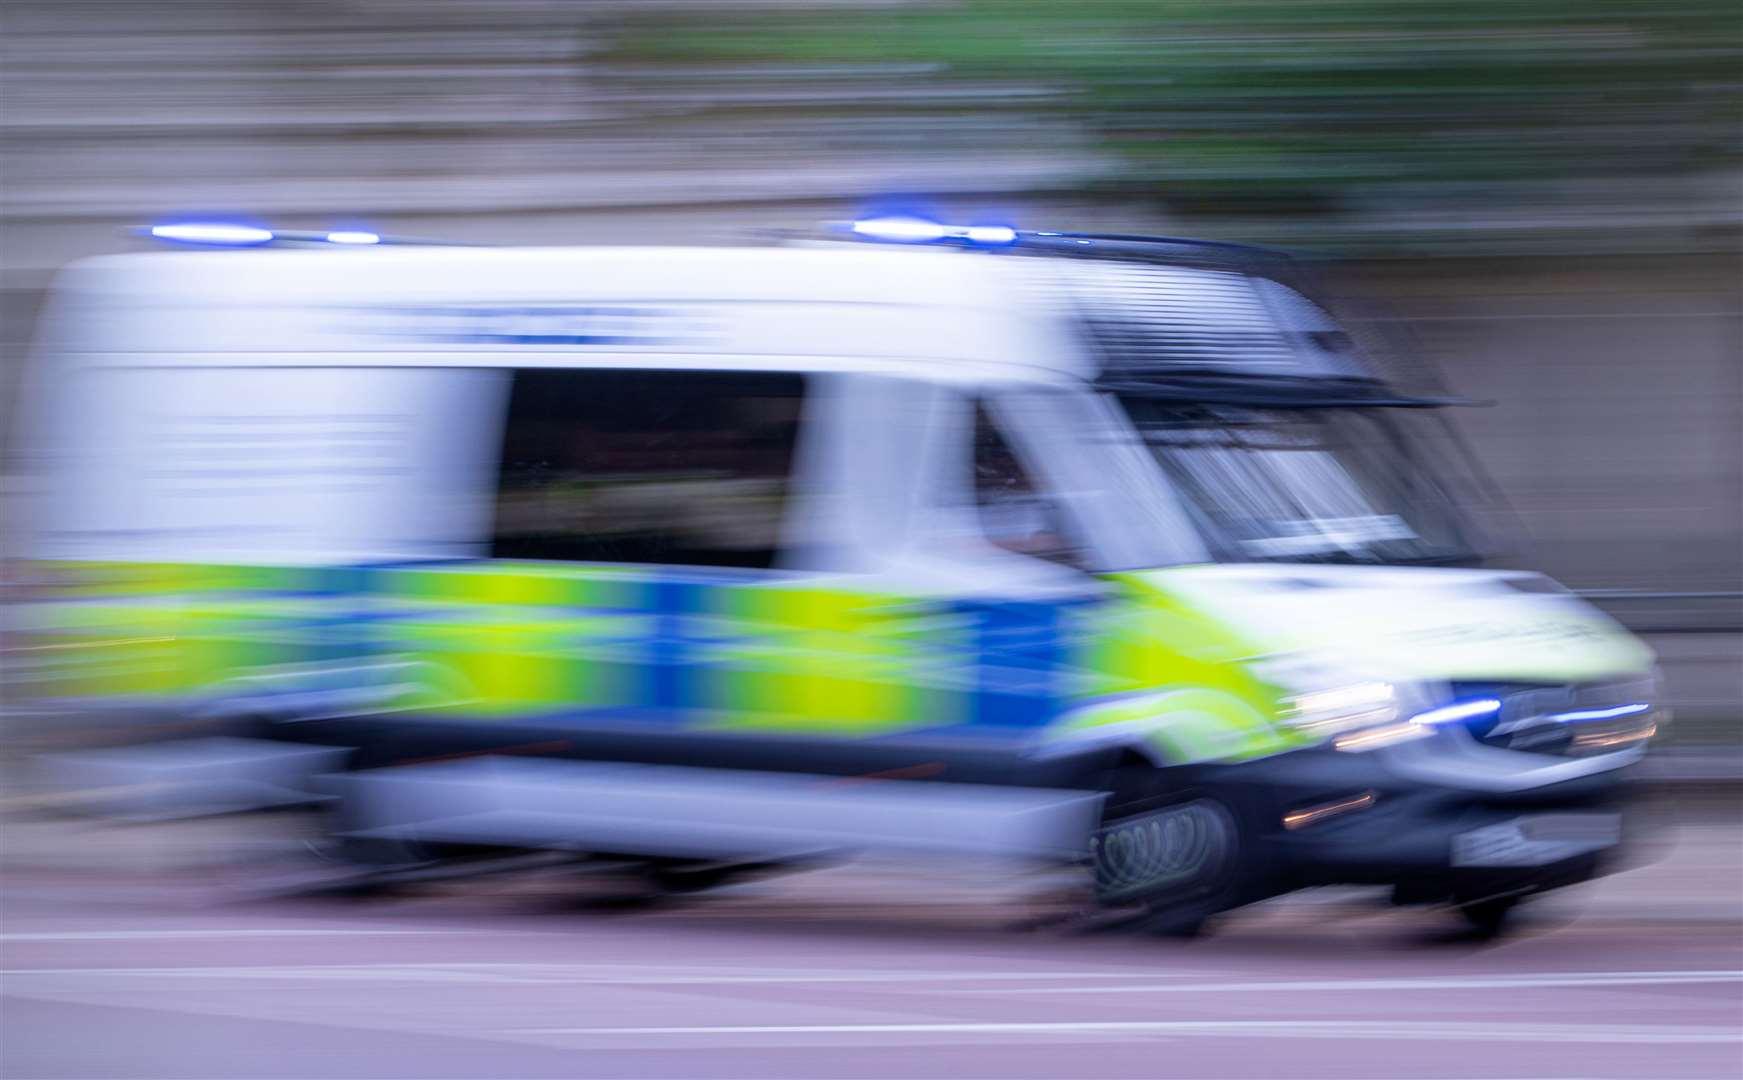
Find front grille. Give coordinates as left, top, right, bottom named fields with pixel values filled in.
left=1449, top=677, right=1657, bottom=757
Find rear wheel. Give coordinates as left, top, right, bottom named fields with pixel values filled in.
left=631, top=856, right=817, bottom=896
left=644, top=859, right=760, bottom=894
left=1090, top=765, right=1259, bottom=937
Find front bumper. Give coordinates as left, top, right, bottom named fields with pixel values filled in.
left=1279, top=781, right=1632, bottom=894
left=1201, top=732, right=1649, bottom=899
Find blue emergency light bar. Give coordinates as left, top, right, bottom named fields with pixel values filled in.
left=139, top=222, right=457, bottom=248
left=147, top=223, right=276, bottom=246
left=845, top=216, right=1017, bottom=245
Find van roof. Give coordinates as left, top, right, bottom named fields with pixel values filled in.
left=42, top=243, right=1403, bottom=396
left=44, top=243, right=1115, bottom=379
left=58, top=244, right=1025, bottom=310
left=41, top=245, right=1097, bottom=381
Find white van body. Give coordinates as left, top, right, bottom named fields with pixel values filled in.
left=9, top=240, right=1658, bottom=933
left=18, top=246, right=1195, bottom=572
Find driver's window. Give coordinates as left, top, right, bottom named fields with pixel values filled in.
left=971, top=402, right=1085, bottom=569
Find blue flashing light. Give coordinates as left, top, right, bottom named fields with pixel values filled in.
left=852, top=216, right=948, bottom=243
left=1410, top=698, right=1503, bottom=726
left=1551, top=702, right=1651, bottom=724
left=965, top=224, right=1017, bottom=245
left=849, top=216, right=1021, bottom=246
left=325, top=230, right=381, bottom=245
left=149, top=222, right=275, bottom=246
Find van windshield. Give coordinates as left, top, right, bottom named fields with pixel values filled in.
left=1118, top=398, right=1480, bottom=565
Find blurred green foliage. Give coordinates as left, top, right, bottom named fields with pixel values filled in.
left=613, top=0, right=1740, bottom=226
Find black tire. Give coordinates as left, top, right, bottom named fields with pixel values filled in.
left=1090, top=764, right=1260, bottom=937
left=643, top=858, right=803, bottom=895
left=645, top=860, right=745, bottom=895
left=1454, top=895, right=1520, bottom=939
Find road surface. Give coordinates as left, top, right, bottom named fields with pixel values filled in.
left=1, top=811, right=1739, bottom=1079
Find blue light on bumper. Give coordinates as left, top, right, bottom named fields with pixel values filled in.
left=1409, top=698, right=1503, bottom=726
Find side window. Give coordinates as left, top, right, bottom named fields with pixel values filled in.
left=32, top=367, right=503, bottom=562
left=492, top=369, right=804, bottom=568
left=970, top=402, right=1085, bottom=569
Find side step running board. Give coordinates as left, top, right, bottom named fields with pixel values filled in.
left=330, top=758, right=1105, bottom=863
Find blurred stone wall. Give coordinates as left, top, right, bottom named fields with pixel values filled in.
left=1337, top=257, right=1741, bottom=732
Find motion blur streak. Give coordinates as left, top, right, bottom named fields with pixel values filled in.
left=1411, top=699, right=1503, bottom=726
left=1330, top=724, right=1432, bottom=753
left=1282, top=791, right=1377, bottom=830
left=0, top=3, right=1738, bottom=1079
left=1572, top=723, right=1659, bottom=753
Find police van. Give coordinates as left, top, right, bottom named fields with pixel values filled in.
left=9, top=219, right=1660, bottom=935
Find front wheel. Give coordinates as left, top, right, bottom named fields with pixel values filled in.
left=1454, top=895, right=1520, bottom=939
left=1090, top=767, right=1261, bottom=937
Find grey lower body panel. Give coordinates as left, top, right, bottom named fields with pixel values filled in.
left=33, top=737, right=350, bottom=820
left=330, top=757, right=1106, bottom=863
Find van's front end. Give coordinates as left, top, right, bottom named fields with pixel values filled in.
left=1120, top=561, right=1658, bottom=931
left=1022, top=242, right=1660, bottom=933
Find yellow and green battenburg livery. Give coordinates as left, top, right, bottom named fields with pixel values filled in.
left=12, top=559, right=1309, bottom=765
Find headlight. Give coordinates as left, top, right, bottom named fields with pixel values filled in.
left=1253, top=657, right=1435, bottom=751
left=1279, top=681, right=1435, bottom=751
left=1281, top=681, right=1400, bottom=736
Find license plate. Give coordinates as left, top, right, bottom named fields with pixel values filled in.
left=1451, top=813, right=1621, bottom=868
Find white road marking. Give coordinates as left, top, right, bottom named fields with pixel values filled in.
left=515, top=1019, right=1741, bottom=1044
left=5, top=961, right=1734, bottom=996
left=0, top=962, right=1211, bottom=986
left=0, top=928, right=474, bottom=941
left=967, top=969, right=1743, bottom=995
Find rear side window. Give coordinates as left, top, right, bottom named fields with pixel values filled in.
left=491, top=369, right=805, bottom=568
left=22, top=366, right=504, bottom=562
